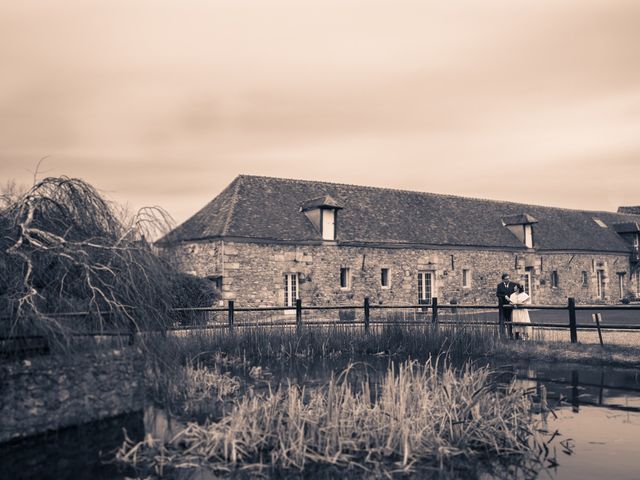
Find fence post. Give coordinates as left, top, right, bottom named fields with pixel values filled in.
left=128, top=321, right=136, bottom=346
left=228, top=300, right=235, bottom=330
left=431, top=297, right=438, bottom=326
left=571, top=370, right=580, bottom=412
left=296, top=298, right=302, bottom=333
left=364, top=297, right=370, bottom=333
left=498, top=303, right=506, bottom=338
left=568, top=297, right=577, bottom=343
left=592, top=313, right=604, bottom=346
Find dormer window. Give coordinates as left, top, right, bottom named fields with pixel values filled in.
left=523, top=224, right=533, bottom=248
left=300, top=195, right=343, bottom=241
left=612, top=222, right=640, bottom=258
left=321, top=208, right=336, bottom=240
left=502, top=214, right=538, bottom=249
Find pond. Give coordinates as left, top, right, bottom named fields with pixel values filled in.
left=1, top=358, right=639, bottom=479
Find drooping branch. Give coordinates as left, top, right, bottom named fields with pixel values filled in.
left=0, top=176, right=218, bottom=349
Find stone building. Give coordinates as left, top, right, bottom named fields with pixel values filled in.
left=158, top=175, right=640, bottom=307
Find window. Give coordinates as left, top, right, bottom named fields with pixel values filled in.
left=524, top=225, right=533, bottom=248
left=636, top=271, right=640, bottom=296
left=523, top=267, right=533, bottom=297
left=284, top=273, right=299, bottom=307
left=418, top=272, right=434, bottom=305
left=381, top=268, right=390, bottom=288
left=551, top=271, right=559, bottom=288
left=321, top=209, right=336, bottom=241
left=462, top=269, right=471, bottom=288
left=596, top=270, right=605, bottom=300
left=340, top=267, right=351, bottom=289
left=581, top=271, right=589, bottom=287
left=618, top=272, right=626, bottom=299
left=593, top=218, right=608, bottom=228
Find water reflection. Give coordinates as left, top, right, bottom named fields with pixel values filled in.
left=2, top=358, right=639, bottom=479
left=501, top=362, right=640, bottom=413
left=498, top=361, right=640, bottom=480
left=144, top=404, right=183, bottom=444
left=0, top=411, right=144, bottom=480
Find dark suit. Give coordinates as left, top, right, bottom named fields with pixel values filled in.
left=496, top=281, right=517, bottom=323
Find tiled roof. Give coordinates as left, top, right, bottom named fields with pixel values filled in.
left=159, top=175, right=640, bottom=253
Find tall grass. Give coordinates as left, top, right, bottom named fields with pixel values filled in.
left=142, top=324, right=502, bottom=410
left=118, top=359, right=553, bottom=478
left=146, top=323, right=501, bottom=365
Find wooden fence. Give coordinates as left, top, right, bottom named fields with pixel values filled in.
left=169, top=297, right=640, bottom=342
left=3, top=298, right=640, bottom=356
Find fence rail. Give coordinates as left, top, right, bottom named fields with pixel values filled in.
left=2, top=297, right=640, bottom=347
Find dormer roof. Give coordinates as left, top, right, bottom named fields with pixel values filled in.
left=618, top=206, right=640, bottom=215
left=501, top=214, right=538, bottom=225
left=300, top=195, right=343, bottom=212
left=612, top=222, right=640, bottom=234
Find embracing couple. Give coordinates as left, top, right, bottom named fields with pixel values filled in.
left=496, top=272, right=533, bottom=340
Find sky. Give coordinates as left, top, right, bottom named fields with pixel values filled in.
left=1, top=0, right=639, bottom=225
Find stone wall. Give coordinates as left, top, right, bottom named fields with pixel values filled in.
left=165, top=241, right=223, bottom=278
left=0, top=349, right=144, bottom=443
left=171, top=240, right=635, bottom=307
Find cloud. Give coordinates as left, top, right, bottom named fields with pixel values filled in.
left=1, top=0, right=639, bottom=223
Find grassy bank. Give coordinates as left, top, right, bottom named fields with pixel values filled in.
left=491, top=340, right=640, bottom=369
left=119, top=360, right=555, bottom=479
left=144, top=324, right=640, bottom=372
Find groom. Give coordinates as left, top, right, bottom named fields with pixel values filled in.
left=496, top=273, right=517, bottom=334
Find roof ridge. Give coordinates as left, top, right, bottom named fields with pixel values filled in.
left=222, top=175, right=243, bottom=236
left=237, top=174, right=639, bottom=217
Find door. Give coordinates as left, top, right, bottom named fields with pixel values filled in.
left=418, top=272, right=433, bottom=306
left=284, top=273, right=298, bottom=313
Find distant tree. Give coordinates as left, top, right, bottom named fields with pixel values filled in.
left=0, top=179, right=27, bottom=209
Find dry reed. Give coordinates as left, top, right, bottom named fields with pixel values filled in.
left=119, top=359, right=554, bottom=478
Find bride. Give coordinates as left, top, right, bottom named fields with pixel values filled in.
left=509, top=284, right=533, bottom=340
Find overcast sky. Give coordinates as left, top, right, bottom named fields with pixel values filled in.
left=1, top=0, right=639, bottom=225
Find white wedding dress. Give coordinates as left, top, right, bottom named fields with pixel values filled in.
left=509, top=292, right=533, bottom=338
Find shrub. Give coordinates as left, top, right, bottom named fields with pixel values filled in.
left=338, top=309, right=356, bottom=321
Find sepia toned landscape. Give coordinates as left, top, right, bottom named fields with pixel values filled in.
left=1, top=1, right=640, bottom=479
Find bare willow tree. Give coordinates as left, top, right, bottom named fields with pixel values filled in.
left=0, top=176, right=217, bottom=346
